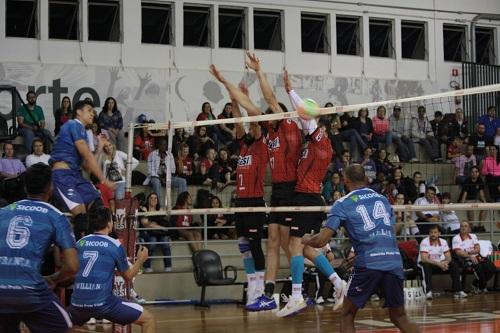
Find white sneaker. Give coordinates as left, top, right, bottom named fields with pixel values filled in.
left=333, top=280, right=347, bottom=311
left=87, top=318, right=96, bottom=325
left=426, top=291, right=433, bottom=299
left=453, top=291, right=468, bottom=299
left=483, top=288, right=488, bottom=294
left=472, top=285, right=481, bottom=294
left=315, top=296, right=325, bottom=305
left=144, top=267, right=153, bottom=273
left=164, top=267, right=172, bottom=272
left=410, top=158, right=419, bottom=163
left=370, top=294, right=380, bottom=301
left=276, top=297, right=307, bottom=317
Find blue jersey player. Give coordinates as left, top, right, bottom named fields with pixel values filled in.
left=69, top=206, right=156, bottom=332
left=0, top=163, right=79, bottom=333
left=50, top=100, right=115, bottom=239
left=302, top=164, right=420, bottom=333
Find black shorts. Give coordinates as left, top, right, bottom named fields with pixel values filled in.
left=269, top=182, right=296, bottom=226
left=235, top=197, right=266, bottom=239
left=289, top=192, right=326, bottom=238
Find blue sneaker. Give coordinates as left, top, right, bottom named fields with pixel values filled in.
left=245, top=295, right=277, bottom=311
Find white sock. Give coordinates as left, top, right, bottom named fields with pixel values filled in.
left=291, top=283, right=303, bottom=300
left=329, top=272, right=343, bottom=290
left=255, top=271, right=265, bottom=295
left=247, top=273, right=256, bottom=297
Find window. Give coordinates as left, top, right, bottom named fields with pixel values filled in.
left=142, top=2, right=172, bottom=44
left=475, top=27, right=496, bottom=65
left=49, top=0, right=78, bottom=40
left=443, top=24, right=466, bottom=62
left=336, top=16, right=361, bottom=56
left=401, top=21, right=426, bottom=60
left=301, top=12, right=329, bottom=54
left=219, top=7, right=245, bottom=49
left=6, top=0, right=37, bottom=38
left=369, top=19, right=393, bottom=58
left=184, top=5, right=211, bottom=47
left=254, top=10, right=283, bottom=51
left=88, top=0, right=120, bottom=42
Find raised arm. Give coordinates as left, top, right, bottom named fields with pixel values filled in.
left=283, top=69, right=317, bottom=135
left=209, top=64, right=261, bottom=116
left=246, top=51, right=281, bottom=114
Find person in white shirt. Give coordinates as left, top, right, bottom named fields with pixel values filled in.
left=439, top=192, right=460, bottom=235
left=452, top=221, right=494, bottom=294
left=25, top=138, right=50, bottom=167
left=418, top=225, right=464, bottom=299
left=414, top=186, right=441, bottom=235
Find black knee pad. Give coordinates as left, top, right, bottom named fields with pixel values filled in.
left=249, top=238, right=265, bottom=271
left=73, top=213, right=89, bottom=240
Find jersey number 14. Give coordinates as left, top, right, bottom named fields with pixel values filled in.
left=355, top=201, right=391, bottom=231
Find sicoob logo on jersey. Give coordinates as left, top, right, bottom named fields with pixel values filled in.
left=238, top=155, right=253, bottom=167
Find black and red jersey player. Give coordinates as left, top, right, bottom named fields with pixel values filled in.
left=209, top=64, right=269, bottom=308
left=277, top=74, right=346, bottom=317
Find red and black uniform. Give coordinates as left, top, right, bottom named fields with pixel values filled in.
left=265, top=119, right=302, bottom=225
left=291, top=127, right=333, bottom=237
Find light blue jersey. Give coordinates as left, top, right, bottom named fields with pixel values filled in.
left=50, top=119, right=88, bottom=171
left=0, top=199, right=75, bottom=312
left=326, top=188, right=403, bottom=277
left=71, top=234, right=129, bottom=307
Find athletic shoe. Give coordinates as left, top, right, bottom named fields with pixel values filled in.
left=87, top=318, right=96, bottom=325
left=453, top=291, right=468, bottom=299
left=164, top=267, right=172, bottom=272
left=246, top=289, right=259, bottom=306
left=245, top=295, right=277, bottom=311
left=472, top=285, right=481, bottom=294
left=305, top=297, right=314, bottom=306
left=144, top=267, right=153, bottom=273
left=370, top=294, right=380, bottom=301
left=276, top=297, right=307, bottom=317
left=410, top=158, right=419, bottom=163
left=426, top=291, right=433, bottom=299
left=315, top=296, right=325, bottom=305
left=333, top=280, right=347, bottom=311
left=483, top=288, right=488, bottom=294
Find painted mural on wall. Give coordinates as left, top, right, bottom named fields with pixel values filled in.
left=0, top=62, right=435, bottom=133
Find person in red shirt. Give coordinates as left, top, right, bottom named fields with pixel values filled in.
left=372, top=105, right=392, bottom=150
left=172, top=191, right=202, bottom=252
left=175, top=143, right=195, bottom=184
left=210, top=64, right=269, bottom=308
left=196, top=102, right=224, bottom=149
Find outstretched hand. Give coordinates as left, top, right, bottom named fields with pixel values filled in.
left=245, top=51, right=261, bottom=72
left=209, top=64, right=226, bottom=84
left=283, top=69, right=292, bottom=93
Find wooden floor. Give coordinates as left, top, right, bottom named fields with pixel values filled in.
left=70, top=293, right=500, bottom=333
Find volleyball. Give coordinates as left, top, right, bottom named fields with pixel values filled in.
left=297, top=98, right=320, bottom=120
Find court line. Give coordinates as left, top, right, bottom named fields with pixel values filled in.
left=357, top=319, right=500, bottom=333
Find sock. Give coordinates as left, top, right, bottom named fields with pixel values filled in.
left=243, top=257, right=256, bottom=275
left=290, top=256, right=304, bottom=285
left=314, top=254, right=335, bottom=277
left=255, top=271, right=265, bottom=295
left=264, top=281, right=276, bottom=297
left=247, top=273, right=257, bottom=299
left=328, top=272, right=343, bottom=290
left=292, top=283, right=303, bottom=300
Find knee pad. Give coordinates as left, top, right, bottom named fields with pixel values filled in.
left=73, top=213, right=89, bottom=240
left=249, top=239, right=265, bottom=271
left=238, top=238, right=251, bottom=255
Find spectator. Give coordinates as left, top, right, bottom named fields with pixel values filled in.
left=98, top=97, right=125, bottom=151
left=394, top=193, right=419, bottom=237
left=133, top=116, right=165, bottom=160
left=454, top=144, right=477, bottom=185
left=0, top=142, right=26, bottom=179
left=25, top=138, right=50, bottom=167
left=353, top=108, right=373, bottom=147
left=460, top=166, right=487, bottom=228
left=390, top=105, right=418, bottom=163
left=494, top=127, right=500, bottom=148
left=140, top=192, right=172, bottom=273
left=338, top=111, right=366, bottom=158
left=430, top=111, right=448, bottom=144
left=469, top=123, right=493, bottom=164
left=452, top=221, right=494, bottom=294
left=374, top=148, right=394, bottom=176
left=414, top=186, right=440, bottom=236
left=481, top=145, right=500, bottom=202
left=448, top=108, right=468, bottom=141
left=207, top=196, right=232, bottom=240
left=217, top=102, right=238, bottom=154
left=100, top=141, right=139, bottom=200
left=327, top=115, right=346, bottom=157
left=144, top=138, right=187, bottom=206
left=217, top=147, right=236, bottom=184
left=478, top=105, right=499, bottom=138
left=334, top=150, right=351, bottom=177
left=447, top=136, right=462, bottom=162
left=54, top=96, right=72, bottom=135
left=196, top=102, right=224, bottom=148
left=391, top=167, right=408, bottom=200
left=186, top=126, right=216, bottom=160
left=322, top=171, right=345, bottom=204
left=172, top=191, right=202, bottom=252
left=418, top=225, right=465, bottom=299
left=372, top=105, right=392, bottom=150
left=87, top=113, right=109, bottom=155
left=17, top=91, right=53, bottom=153
left=411, top=106, right=441, bottom=162
left=172, top=128, right=188, bottom=157
left=404, top=171, right=423, bottom=203
left=197, top=147, right=223, bottom=189
left=175, top=143, right=196, bottom=184
left=439, top=192, right=460, bottom=235
left=359, top=147, right=376, bottom=184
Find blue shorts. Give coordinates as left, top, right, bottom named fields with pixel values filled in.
left=347, top=266, right=404, bottom=309
left=69, top=296, right=143, bottom=326
left=52, top=169, right=100, bottom=210
left=0, top=293, right=72, bottom=333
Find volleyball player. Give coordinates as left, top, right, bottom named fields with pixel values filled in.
left=0, top=163, right=79, bottom=333
left=277, top=72, right=346, bottom=317
left=240, top=53, right=302, bottom=311
left=69, top=206, right=156, bottom=332
left=210, top=64, right=269, bottom=307
left=50, top=100, right=115, bottom=239
left=303, top=165, right=420, bottom=333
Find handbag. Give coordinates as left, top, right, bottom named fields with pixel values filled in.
left=106, top=162, right=123, bottom=182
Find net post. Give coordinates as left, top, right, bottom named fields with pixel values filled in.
left=166, top=120, right=174, bottom=210
left=125, top=122, right=135, bottom=196
left=203, top=214, right=208, bottom=249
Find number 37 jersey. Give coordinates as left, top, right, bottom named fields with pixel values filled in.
left=326, top=188, right=403, bottom=276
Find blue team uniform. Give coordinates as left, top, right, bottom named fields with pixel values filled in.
left=326, top=188, right=404, bottom=308
left=50, top=119, right=100, bottom=210
left=0, top=199, right=76, bottom=333
left=69, top=234, right=143, bottom=325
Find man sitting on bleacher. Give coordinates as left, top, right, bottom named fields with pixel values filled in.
left=418, top=225, right=465, bottom=299
left=452, top=221, right=494, bottom=294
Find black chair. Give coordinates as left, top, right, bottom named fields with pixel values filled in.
left=192, top=249, right=237, bottom=307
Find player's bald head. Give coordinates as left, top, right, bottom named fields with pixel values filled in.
left=344, top=164, right=367, bottom=185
